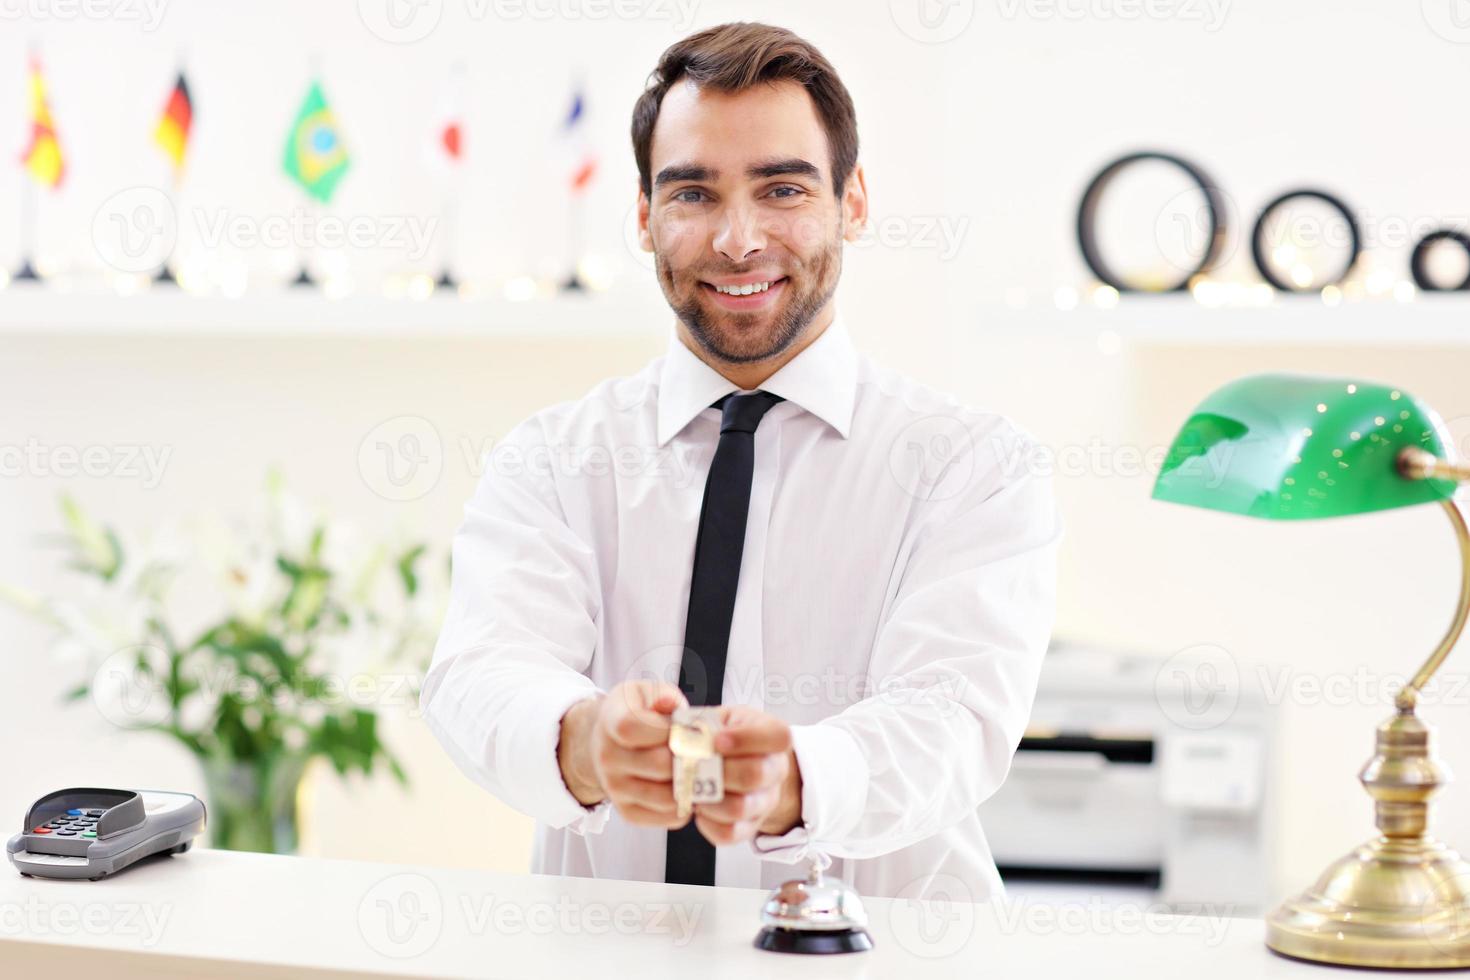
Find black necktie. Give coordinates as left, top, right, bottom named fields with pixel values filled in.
left=665, top=390, right=783, bottom=886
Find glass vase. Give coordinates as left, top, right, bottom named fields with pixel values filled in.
left=199, top=754, right=309, bottom=854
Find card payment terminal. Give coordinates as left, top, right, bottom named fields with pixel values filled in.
left=7, top=787, right=206, bottom=880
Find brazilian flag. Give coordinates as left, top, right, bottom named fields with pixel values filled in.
left=282, top=81, right=349, bottom=203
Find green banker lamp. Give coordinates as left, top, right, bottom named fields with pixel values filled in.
left=1153, top=372, right=1470, bottom=969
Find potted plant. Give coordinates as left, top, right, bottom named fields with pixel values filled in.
left=3, top=474, right=440, bottom=853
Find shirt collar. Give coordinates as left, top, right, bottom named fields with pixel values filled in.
left=655, top=312, right=858, bottom=447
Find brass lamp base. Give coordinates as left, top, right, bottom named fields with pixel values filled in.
left=1267, top=836, right=1470, bottom=968
left=1266, top=708, right=1470, bottom=969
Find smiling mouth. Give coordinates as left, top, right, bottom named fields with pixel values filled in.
left=706, top=277, right=782, bottom=296
left=699, top=276, right=789, bottom=309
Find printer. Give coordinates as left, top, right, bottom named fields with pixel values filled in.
left=978, top=642, right=1275, bottom=911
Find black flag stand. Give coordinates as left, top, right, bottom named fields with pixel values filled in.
left=289, top=199, right=317, bottom=287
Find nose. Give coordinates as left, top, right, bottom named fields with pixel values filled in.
left=712, top=204, right=767, bottom=263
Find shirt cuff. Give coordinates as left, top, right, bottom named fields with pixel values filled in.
left=500, top=677, right=610, bottom=834
left=751, top=722, right=868, bottom=864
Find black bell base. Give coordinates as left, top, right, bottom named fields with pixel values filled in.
left=754, top=927, right=873, bottom=954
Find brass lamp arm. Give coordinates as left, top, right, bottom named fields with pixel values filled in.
left=1395, top=449, right=1470, bottom=710
left=1401, top=447, right=1470, bottom=483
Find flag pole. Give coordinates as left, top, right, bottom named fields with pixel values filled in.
left=433, top=60, right=465, bottom=293
left=561, top=74, right=590, bottom=293
left=435, top=194, right=458, bottom=291
left=14, top=45, right=41, bottom=282
left=14, top=178, right=39, bottom=281
left=154, top=173, right=179, bottom=285
left=290, top=55, right=324, bottom=288
left=155, top=58, right=185, bottom=285
left=291, top=196, right=317, bottom=287
left=562, top=193, right=586, bottom=292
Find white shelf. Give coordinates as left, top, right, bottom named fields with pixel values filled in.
left=992, top=294, right=1470, bottom=347
left=2, top=282, right=1467, bottom=346
left=0, top=283, right=675, bottom=340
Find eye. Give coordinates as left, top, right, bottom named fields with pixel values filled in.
left=768, top=185, right=806, bottom=200
left=672, top=188, right=708, bottom=204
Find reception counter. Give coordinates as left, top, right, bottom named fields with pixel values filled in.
left=1, top=848, right=1328, bottom=978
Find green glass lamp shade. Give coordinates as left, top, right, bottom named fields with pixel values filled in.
left=1153, top=373, right=1458, bottom=519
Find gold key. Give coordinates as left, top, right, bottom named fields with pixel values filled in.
left=669, top=710, right=717, bottom=821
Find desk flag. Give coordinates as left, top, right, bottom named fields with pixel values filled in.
left=282, top=80, right=349, bottom=203
left=20, top=56, right=64, bottom=189
left=562, top=85, right=597, bottom=194
left=154, top=73, right=193, bottom=175
left=426, top=69, right=464, bottom=174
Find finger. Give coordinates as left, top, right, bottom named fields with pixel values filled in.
left=607, top=696, right=677, bottom=749
left=714, top=720, right=791, bottom=756
left=601, top=743, right=675, bottom=781
left=645, top=683, right=688, bottom=716
left=617, top=679, right=687, bottom=715
left=695, top=812, right=761, bottom=847
left=694, top=787, right=779, bottom=825
left=604, top=775, right=678, bottom=813
left=721, top=753, right=787, bottom=794
left=711, top=704, right=754, bottom=725
left=618, top=803, right=690, bottom=829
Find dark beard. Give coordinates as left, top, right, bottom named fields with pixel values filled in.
left=655, top=226, right=842, bottom=366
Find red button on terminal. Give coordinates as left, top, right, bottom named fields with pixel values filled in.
left=32, top=827, right=51, bottom=834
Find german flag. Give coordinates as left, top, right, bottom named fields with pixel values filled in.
left=20, top=56, right=64, bottom=189
left=154, top=72, right=193, bottom=173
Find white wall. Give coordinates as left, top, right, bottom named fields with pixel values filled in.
left=4, top=0, right=1466, bottom=303
left=6, top=0, right=1470, bottom=899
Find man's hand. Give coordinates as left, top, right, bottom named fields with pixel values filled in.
left=694, top=705, right=802, bottom=845
left=558, top=680, right=689, bottom=827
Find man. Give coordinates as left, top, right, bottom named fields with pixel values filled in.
left=421, top=22, right=1060, bottom=900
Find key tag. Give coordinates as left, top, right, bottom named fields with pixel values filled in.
left=754, top=857, right=873, bottom=954
left=669, top=708, right=725, bottom=822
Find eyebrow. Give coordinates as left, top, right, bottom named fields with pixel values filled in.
left=653, top=157, right=822, bottom=188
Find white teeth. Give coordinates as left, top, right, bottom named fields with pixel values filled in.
left=713, top=280, right=775, bottom=296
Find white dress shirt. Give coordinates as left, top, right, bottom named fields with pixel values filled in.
left=421, top=310, right=1061, bottom=900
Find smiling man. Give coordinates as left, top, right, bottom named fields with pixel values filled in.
left=421, top=22, right=1060, bottom=899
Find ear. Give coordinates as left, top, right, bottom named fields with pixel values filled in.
left=840, top=162, right=869, bottom=244
left=637, top=185, right=654, bottom=253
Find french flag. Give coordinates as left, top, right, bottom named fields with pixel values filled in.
left=562, top=85, right=597, bottom=195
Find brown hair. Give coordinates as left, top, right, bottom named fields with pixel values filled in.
left=631, top=22, right=859, bottom=199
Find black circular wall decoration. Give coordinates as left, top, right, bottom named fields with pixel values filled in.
left=1410, top=229, right=1470, bottom=292
left=1076, top=151, right=1228, bottom=293
left=1249, top=189, right=1362, bottom=292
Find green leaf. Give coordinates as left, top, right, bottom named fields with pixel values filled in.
left=102, top=528, right=126, bottom=582
left=59, top=495, right=122, bottom=580
left=277, top=555, right=331, bottom=631
left=397, top=544, right=426, bottom=597
left=197, top=621, right=294, bottom=673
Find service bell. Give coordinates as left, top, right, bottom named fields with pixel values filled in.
left=754, top=861, right=873, bottom=954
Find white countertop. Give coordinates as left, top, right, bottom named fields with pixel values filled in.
left=0, top=848, right=1331, bottom=979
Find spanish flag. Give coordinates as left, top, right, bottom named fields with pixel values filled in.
left=20, top=56, right=64, bottom=189
left=154, top=73, right=193, bottom=173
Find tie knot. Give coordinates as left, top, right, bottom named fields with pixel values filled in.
left=716, top=391, right=784, bottom=434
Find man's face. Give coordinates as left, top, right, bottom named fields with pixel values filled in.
left=639, top=79, right=866, bottom=365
